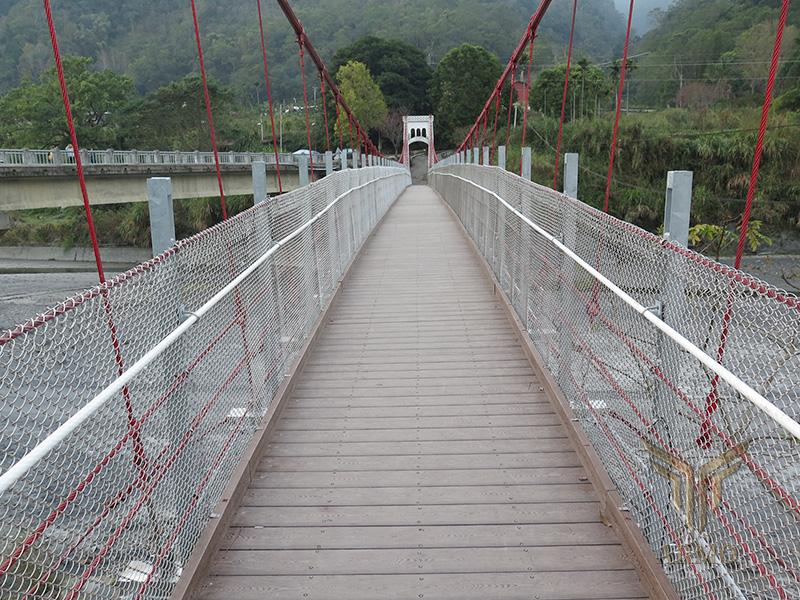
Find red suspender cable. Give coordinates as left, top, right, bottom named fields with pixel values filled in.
left=697, top=0, right=793, bottom=449
left=298, top=40, right=315, bottom=182
left=336, top=98, right=344, bottom=151
left=735, top=0, right=791, bottom=270
left=520, top=35, right=535, bottom=175
left=480, top=112, right=488, bottom=160
left=190, top=0, right=227, bottom=219
left=42, top=0, right=105, bottom=283
left=321, top=77, right=331, bottom=152
left=603, top=0, right=635, bottom=214
left=348, top=115, right=354, bottom=152
left=505, top=69, right=515, bottom=151
left=490, top=94, right=500, bottom=165
left=553, top=0, right=577, bottom=189
left=256, top=0, right=283, bottom=193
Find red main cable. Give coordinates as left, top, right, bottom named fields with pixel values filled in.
left=603, top=0, right=635, bottom=214
left=553, top=0, right=577, bottom=190
left=458, top=0, right=554, bottom=153
left=735, top=0, right=791, bottom=270
left=256, top=0, right=283, bottom=193
left=190, top=0, right=227, bottom=219
left=42, top=0, right=104, bottom=283
left=272, top=0, right=383, bottom=158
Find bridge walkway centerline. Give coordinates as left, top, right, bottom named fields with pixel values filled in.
left=188, top=185, right=650, bottom=599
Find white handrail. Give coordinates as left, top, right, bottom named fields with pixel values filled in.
left=439, top=172, right=800, bottom=440
left=0, top=171, right=407, bottom=496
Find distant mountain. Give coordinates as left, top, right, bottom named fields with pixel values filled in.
left=611, top=0, right=671, bottom=35
left=0, top=0, right=625, bottom=100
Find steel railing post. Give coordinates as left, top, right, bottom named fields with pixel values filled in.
left=147, top=177, right=176, bottom=258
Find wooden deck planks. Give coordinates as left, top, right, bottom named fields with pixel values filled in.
left=195, top=185, right=649, bottom=600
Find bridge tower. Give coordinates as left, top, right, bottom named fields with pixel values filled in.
left=401, top=115, right=437, bottom=169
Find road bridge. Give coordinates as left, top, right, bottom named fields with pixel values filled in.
left=0, top=149, right=336, bottom=210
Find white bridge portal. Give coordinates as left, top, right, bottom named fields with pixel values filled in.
left=402, top=114, right=436, bottom=168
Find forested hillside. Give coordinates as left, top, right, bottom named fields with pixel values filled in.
left=630, top=0, right=799, bottom=107
left=0, top=0, right=624, bottom=101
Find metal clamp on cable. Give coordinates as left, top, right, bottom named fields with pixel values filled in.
left=643, top=301, right=663, bottom=320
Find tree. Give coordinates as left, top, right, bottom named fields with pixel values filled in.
left=335, top=61, right=387, bottom=136
left=731, top=21, right=797, bottom=96
left=529, top=62, right=608, bottom=119
left=689, top=219, right=772, bottom=262
left=430, top=43, right=502, bottom=146
left=376, top=108, right=407, bottom=154
left=0, top=55, right=133, bottom=148
left=331, top=36, right=432, bottom=113
left=115, top=74, right=236, bottom=150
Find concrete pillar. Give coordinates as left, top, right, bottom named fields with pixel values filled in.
left=498, top=146, right=506, bottom=170
left=325, top=151, right=333, bottom=176
left=298, top=154, right=309, bottom=187
left=148, top=177, right=175, bottom=258
left=663, top=171, right=693, bottom=247
left=521, top=147, right=532, bottom=180
left=483, top=146, right=490, bottom=166
left=0, top=212, right=9, bottom=233
left=564, top=153, right=579, bottom=199
left=353, top=151, right=359, bottom=169
left=473, top=148, right=480, bottom=164
left=252, top=161, right=268, bottom=204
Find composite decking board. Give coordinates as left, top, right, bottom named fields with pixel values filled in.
left=268, top=426, right=569, bottom=444
left=220, top=522, right=626, bottom=550
left=274, top=414, right=563, bottom=431
left=259, top=452, right=582, bottom=472
left=195, top=186, right=648, bottom=600
left=292, top=374, right=538, bottom=389
left=195, top=573, right=647, bottom=600
left=232, top=502, right=604, bottom=527
left=282, top=394, right=552, bottom=408
left=300, top=352, right=533, bottom=365
left=283, top=384, right=545, bottom=399
left=283, top=402, right=552, bottom=418
left=241, top=483, right=598, bottom=506
left=263, top=438, right=576, bottom=457
left=249, top=467, right=589, bottom=489
left=300, top=358, right=533, bottom=371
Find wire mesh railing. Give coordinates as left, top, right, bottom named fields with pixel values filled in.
left=430, top=163, right=800, bottom=600
left=0, top=165, right=409, bottom=600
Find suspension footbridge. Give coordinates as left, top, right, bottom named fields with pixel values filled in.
left=1, top=0, right=799, bottom=599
